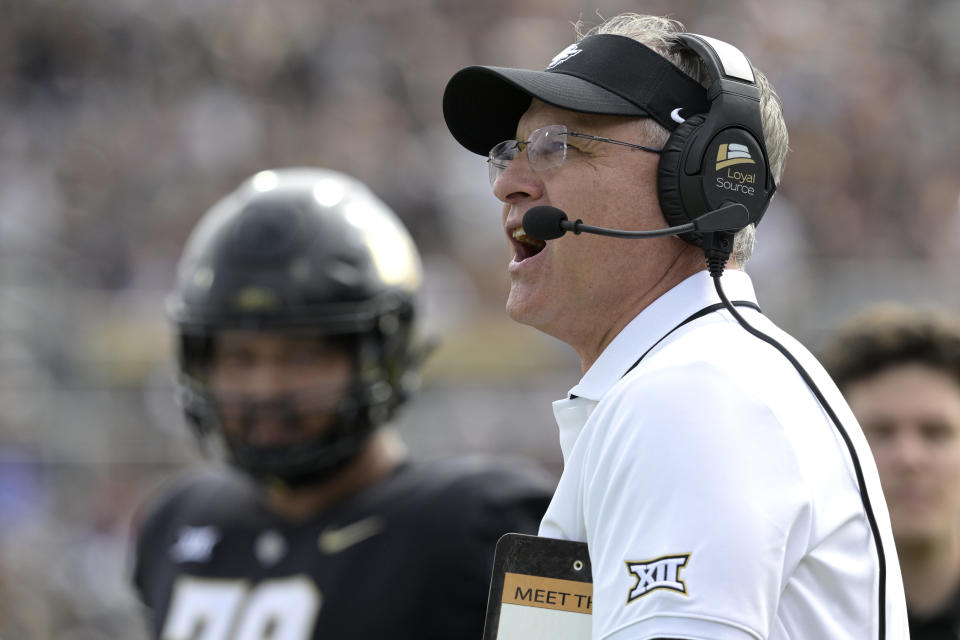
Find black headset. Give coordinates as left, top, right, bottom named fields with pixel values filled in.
left=657, top=34, right=776, bottom=252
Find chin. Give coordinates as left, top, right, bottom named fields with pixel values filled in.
left=505, top=302, right=535, bottom=328
left=505, top=290, right=548, bottom=330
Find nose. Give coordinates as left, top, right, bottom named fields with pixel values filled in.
left=888, top=429, right=927, bottom=471
left=492, top=147, right=544, bottom=205
left=229, top=363, right=288, bottom=399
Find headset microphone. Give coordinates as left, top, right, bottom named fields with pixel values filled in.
left=522, top=202, right=750, bottom=242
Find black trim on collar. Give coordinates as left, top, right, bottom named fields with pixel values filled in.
left=568, top=300, right=760, bottom=399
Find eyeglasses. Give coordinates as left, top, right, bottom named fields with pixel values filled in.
left=487, top=124, right=662, bottom=186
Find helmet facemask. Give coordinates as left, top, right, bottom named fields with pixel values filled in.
left=178, top=319, right=413, bottom=488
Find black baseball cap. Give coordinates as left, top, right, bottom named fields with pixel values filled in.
left=443, top=34, right=709, bottom=156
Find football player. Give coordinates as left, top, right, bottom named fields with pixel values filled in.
left=131, top=167, right=554, bottom=639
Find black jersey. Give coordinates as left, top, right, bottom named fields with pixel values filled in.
left=909, top=583, right=960, bottom=640
left=132, top=456, right=554, bottom=640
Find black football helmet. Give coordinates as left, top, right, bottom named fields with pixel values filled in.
left=168, top=167, right=423, bottom=486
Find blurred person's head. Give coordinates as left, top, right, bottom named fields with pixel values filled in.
left=822, top=306, right=960, bottom=549
left=168, top=168, right=423, bottom=490
left=442, top=13, right=787, bottom=368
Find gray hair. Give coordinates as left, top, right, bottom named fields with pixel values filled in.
left=575, top=14, right=789, bottom=266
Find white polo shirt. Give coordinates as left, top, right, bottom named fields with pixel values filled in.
left=539, top=270, right=908, bottom=640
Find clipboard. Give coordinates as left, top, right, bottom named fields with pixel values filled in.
left=482, top=533, right=593, bottom=640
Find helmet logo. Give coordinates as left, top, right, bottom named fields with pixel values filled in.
left=233, top=287, right=280, bottom=311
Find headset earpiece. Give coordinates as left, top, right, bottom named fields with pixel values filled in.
left=657, top=112, right=709, bottom=247
left=656, top=34, right=776, bottom=250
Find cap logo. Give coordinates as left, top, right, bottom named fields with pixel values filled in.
left=546, top=43, right=582, bottom=70
left=715, top=143, right=755, bottom=170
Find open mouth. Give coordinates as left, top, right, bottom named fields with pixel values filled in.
left=510, top=227, right=546, bottom=262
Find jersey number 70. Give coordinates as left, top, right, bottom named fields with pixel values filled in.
left=161, top=575, right=321, bottom=640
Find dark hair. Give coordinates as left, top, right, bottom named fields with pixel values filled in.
left=821, top=305, right=960, bottom=392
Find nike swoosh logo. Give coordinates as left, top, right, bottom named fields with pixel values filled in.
left=318, top=516, right=384, bottom=554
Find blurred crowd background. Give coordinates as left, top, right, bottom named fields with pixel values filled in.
left=1, top=0, right=958, bottom=637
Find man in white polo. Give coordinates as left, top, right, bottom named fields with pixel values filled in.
left=441, top=11, right=908, bottom=640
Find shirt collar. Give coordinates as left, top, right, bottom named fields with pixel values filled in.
left=567, top=270, right=758, bottom=401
